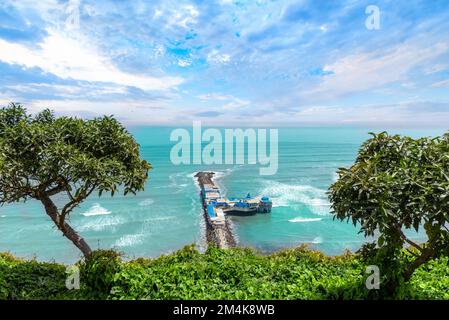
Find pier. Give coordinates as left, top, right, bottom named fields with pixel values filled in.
left=195, top=171, right=272, bottom=249
left=195, top=172, right=236, bottom=249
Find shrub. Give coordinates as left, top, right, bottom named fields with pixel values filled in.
left=1, top=246, right=448, bottom=300
left=80, top=249, right=123, bottom=299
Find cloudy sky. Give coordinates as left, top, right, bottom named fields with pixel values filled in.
left=1, top=0, right=449, bottom=127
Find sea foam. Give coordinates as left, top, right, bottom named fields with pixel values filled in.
left=77, top=215, right=124, bottom=232
left=138, top=198, right=155, bottom=206
left=114, top=234, right=145, bottom=247
left=311, top=236, right=323, bottom=244
left=289, top=217, right=323, bottom=223
left=259, top=180, right=330, bottom=215
left=81, top=203, right=111, bottom=216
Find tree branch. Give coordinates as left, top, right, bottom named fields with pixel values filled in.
left=395, top=224, right=423, bottom=252
left=60, top=184, right=97, bottom=217
left=65, top=188, right=75, bottom=202
left=46, top=184, right=66, bottom=196
left=404, top=246, right=435, bottom=281
left=406, top=248, right=420, bottom=258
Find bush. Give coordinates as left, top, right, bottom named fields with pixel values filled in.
left=0, top=253, right=69, bottom=300
left=1, top=246, right=448, bottom=300
left=79, top=250, right=123, bottom=299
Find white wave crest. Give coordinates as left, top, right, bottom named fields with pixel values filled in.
left=77, top=215, right=124, bottom=232
left=169, top=171, right=192, bottom=191
left=138, top=198, right=155, bottom=206
left=332, top=171, right=339, bottom=182
left=186, top=172, right=197, bottom=179
left=311, top=236, right=323, bottom=244
left=289, top=217, right=323, bottom=223
left=259, top=180, right=330, bottom=215
left=114, top=234, right=145, bottom=247
left=146, top=216, right=176, bottom=222
left=213, top=168, right=234, bottom=180
left=81, top=203, right=111, bottom=216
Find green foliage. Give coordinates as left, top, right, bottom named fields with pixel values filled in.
left=80, top=250, right=123, bottom=299
left=0, top=253, right=73, bottom=300
left=0, top=103, right=151, bottom=203
left=329, top=132, right=449, bottom=288
left=2, top=246, right=448, bottom=300
left=404, top=256, right=449, bottom=299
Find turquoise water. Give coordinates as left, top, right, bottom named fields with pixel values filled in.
left=0, top=127, right=444, bottom=263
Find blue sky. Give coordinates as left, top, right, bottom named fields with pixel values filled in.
left=1, top=0, right=449, bottom=127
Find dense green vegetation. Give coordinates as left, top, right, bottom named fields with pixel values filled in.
left=1, top=246, right=448, bottom=300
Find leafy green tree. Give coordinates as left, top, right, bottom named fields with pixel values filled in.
left=329, top=132, right=449, bottom=288
left=0, top=103, right=151, bottom=258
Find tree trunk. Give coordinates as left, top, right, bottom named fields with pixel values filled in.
left=40, top=194, right=92, bottom=258
left=403, top=247, right=433, bottom=281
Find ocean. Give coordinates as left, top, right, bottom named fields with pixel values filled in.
left=0, top=127, right=444, bottom=264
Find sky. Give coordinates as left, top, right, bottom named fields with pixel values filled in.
left=1, top=0, right=449, bottom=127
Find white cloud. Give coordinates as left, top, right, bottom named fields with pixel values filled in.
left=177, top=59, right=192, bottom=67
left=218, top=0, right=234, bottom=5
left=197, top=93, right=234, bottom=101
left=9, top=0, right=60, bottom=16
left=197, top=92, right=250, bottom=110
left=0, top=29, right=183, bottom=91
left=207, top=50, right=231, bottom=65
left=24, top=98, right=177, bottom=124
left=154, top=8, right=163, bottom=18
left=288, top=101, right=449, bottom=127
left=177, top=5, right=199, bottom=28
left=6, top=83, right=82, bottom=95
left=424, top=64, right=449, bottom=75
left=431, top=78, right=449, bottom=88
left=28, top=99, right=152, bottom=112
left=319, top=24, right=328, bottom=32
left=222, top=98, right=250, bottom=110
left=0, top=98, right=16, bottom=106
left=83, top=4, right=97, bottom=17
left=159, top=4, right=199, bottom=29
left=6, top=83, right=129, bottom=97
left=304, top=41, right=449, bottom=99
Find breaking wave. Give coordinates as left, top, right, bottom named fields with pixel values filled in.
left=289, top=217, right=323, bottom=223
left=259, top=180, right=330, bottom=215
left=77, top=214, right=124, bottom=232
left=81, top=203, right=111, bottom=216
left=213, top=168, right=235, bottom=180
left=311, top=236, right=323, bottom=244
left=114, top=234, right=145, bottom=247
left=332, top=171, right=339, bottom=182
left=138, top=198, right=155, bottom=206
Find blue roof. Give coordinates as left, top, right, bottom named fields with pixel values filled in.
left=207, top=203, right=215, bottom=218
left=234, top=201, right=249, bottom=208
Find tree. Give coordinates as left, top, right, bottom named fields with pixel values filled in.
left=0, top=103, right=151, bottom=258
left=329, top=132, right=449, bottom=288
